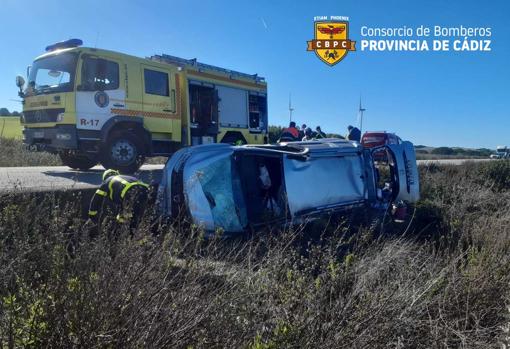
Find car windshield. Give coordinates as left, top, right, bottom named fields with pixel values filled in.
left=194, top=156, right=247, bottom=232
left=28, top=52, right=77, bottom=95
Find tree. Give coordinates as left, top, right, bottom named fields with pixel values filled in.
left=0, top=108, right=10, bottom=116
left=431, top=147, right=455, bottom=155
left=11, top=111, right=20, bottom=116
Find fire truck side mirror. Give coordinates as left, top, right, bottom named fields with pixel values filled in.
left=16, top=75, right=25, bottom=89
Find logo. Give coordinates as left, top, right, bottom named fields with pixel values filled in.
left=307, top=18, right=356, bottom=66
left=34, top=110, right=43, bottom=122
left=94, top=91, right=109, bottom=108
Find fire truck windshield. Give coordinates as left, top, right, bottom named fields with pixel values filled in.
left=28, top=52, right=78, bottom=95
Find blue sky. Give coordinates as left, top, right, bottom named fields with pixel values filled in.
left=1, top=0, right=508, bottom=148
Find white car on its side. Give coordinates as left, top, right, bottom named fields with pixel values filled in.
left=157, top=139, right=420, bottom=236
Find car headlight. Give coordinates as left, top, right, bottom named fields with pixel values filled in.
left=56, top=113, right=65, bottom=122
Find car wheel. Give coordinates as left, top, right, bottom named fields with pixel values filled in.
left=59, top=152, right=97, bottom=170
left=100, top=131, right=145, bottom=173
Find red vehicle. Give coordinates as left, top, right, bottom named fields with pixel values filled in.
left=361, top=131, right=402, bottom=160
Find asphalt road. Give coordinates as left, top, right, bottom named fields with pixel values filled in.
left=0, top=164, right=163, bottom=193
left=0, top=158, right=492, bottom=193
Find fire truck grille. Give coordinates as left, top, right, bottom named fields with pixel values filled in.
left=23, top=108, right=65, bottom=123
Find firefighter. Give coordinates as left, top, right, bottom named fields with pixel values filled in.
left=88, top=169, right=150, bottom=231
left=299, top=123, right=307, bottom=139
left=302, top=127, right=315, bottom=141
left=315, top=126, right=327, bottom=139
left=279, top=121, right=300, bottom=142
left=347, top=125, right=361, bottom=142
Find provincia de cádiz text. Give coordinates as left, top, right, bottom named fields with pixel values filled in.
left=359, top=25, right=492, bottom=52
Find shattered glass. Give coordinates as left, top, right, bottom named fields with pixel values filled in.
left=196, top=157, right=247, bottom=232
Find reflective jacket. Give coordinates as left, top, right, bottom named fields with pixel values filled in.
left=280, top=127, right=299, bottom=140
left=88, top=175, right=149, bottom=219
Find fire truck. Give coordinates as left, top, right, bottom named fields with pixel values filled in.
left=16, top=39, right=268, bottom=172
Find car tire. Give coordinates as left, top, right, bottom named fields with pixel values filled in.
left=100, top=131, right=145, bottom=174
left=59, top=152, right=97, bottom=170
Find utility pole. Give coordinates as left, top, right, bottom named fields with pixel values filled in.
left=289, top=93, right=294, bottom=123
left=358, top=96, right=366, bottom=134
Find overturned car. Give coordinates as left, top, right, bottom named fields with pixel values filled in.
left=157, top=139, right=420, bottom=235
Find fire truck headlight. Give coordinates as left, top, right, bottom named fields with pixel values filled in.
left=56, top=113, right=65, bottom=122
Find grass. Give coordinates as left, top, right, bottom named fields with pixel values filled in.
left=0, top=117, right=23, bottom=140
left=0, top=138, right=61, bottom=167
left=0, top=160, right=509, bottom=347
left=415, top=153, right=488, bottom=160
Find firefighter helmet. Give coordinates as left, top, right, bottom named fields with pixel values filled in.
left=102, top=169, right=120, bottom=181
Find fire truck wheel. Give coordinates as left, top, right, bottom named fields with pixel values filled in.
left=59, top=152, right=97, bottom=170
left=100, top=131, right=145, bottom=174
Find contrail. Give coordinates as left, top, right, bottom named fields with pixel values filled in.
left=260, top=17, right=268, bottom=30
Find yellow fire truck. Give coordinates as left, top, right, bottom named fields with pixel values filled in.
left=16, top=39, right=268, bottom=172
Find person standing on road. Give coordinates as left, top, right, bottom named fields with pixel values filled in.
left=88, top=169, right=150, bottom=231
left=347, top=125, right=361, bottom=142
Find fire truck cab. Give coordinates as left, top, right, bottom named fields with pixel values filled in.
left=16, top=39, right=268, bottom=172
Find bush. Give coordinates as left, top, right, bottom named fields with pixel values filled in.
left=477, top=160, right=510, bottom=191
left=268, top=125, right=284, bottom=144
left=431, top=147, right=455, bottom=155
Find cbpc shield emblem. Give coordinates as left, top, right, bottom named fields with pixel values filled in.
left=94, top=91, right=109, bottom=108
left=307, top=21, right=356, bottom=66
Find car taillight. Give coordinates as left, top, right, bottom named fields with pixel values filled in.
left=363, top=136, right=384, bottom=143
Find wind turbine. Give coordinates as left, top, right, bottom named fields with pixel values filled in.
left=288, top=93, right=294, bottom=123
left=358, top=97, right=366, bottom=133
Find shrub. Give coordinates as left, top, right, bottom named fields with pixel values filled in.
left=476, top=160, right=510, bottom=192
left=431, top=147, right=455, bottom=155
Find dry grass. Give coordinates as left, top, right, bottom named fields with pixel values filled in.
left=0, top=161, right=509, bottom=348
left=0, top=138, right=61, bottom=167
left=416, top=153, right=487, bottom=160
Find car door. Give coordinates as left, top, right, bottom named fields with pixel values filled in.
left=386, top=141, right=420, bottom=203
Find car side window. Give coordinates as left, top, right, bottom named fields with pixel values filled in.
left=81, top=57, right=119, bottom=91
left=144, top=69, right=169, bottom=96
